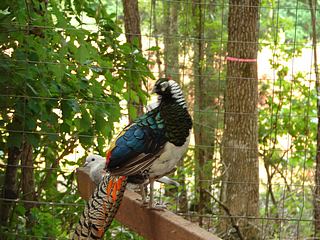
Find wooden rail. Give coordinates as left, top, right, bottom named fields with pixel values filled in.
left=116, top=190, right=221, bottom=240
left=76, top=168, right=221, bottom=240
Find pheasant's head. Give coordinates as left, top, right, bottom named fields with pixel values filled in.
left=152, top=78, right=186, bottom=108
left=152, top=78, right=170, bottom=95
left=84, top=154, right=105, bottom=167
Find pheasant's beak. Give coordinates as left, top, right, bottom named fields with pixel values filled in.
left=83, top=162, right=88, bottom=167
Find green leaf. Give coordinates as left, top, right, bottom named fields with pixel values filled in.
left=79, top=132, right=93, bottom=146
left=60, top=122, right=70, bottom=133
left=128, top=106, right=137, bottom=119
left=95, top=111, right=108, bottom=135
left=61, top=100, right=73, bottom=120
left=7, top=132, right=22, bottom=148
left=25, top=117, right=37, bottom=131
left=15, top=205, right=26, bottom=216
left=26, top=133, right=40, bottom=148
left=147, top=46, right=160, bottom=51
left=50, top=64, right=64, bottom=82
left=75, top=44, right=89, bottom=64
left=97, top=136, right=106, bottom=153
left=79, top=107, right=91, bottom=131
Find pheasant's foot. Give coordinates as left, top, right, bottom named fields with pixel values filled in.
left=147, top=202, right=167, bottom=211
left=147, top=205, right=166, bottom=211
left=136, top=198, right=149, bottom=206
left=140, top=201, right=149, bottom=207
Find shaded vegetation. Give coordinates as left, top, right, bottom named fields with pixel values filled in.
left=0, top=0, right=318, bottom=239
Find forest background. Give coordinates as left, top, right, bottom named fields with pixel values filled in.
left=0, top=0, right=319, bottom=239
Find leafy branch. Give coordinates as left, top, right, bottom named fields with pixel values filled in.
left=36, top=138, right=77, bottom=200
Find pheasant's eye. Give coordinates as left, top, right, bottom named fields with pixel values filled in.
left=92, top=158, right=95, bottom=161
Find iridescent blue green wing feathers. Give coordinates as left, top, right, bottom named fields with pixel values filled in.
left=106, top=108, right=167, bottom=176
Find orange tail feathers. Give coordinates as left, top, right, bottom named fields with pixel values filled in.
left=73, top=175, right=127, bottom=240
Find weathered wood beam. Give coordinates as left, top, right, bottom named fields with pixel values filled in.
left=116, top=190, right=221, bottom=240
left=76, top=168, right=221, bottom=240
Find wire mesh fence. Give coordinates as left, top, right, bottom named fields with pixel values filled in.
left=0, top=0, right=319, bottom=239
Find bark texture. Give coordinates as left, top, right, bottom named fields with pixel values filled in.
left=122, top=0, right=142, bottom=49
left=0, top=114, right=25, bottom=226
left=122, top=0, right=143, bottom=121
left=0, top=146, right=21, bottom=226
left=163, top=0, right=180, bottom=81
left=193, top=0, right=210, bottom=226
left=309, top=0, right=320, bottom=235
left=220, top=0, right=260, bottom=238
left=21, top=143, right=35, bottom=229
left=152, top=0, right=162, bottom=77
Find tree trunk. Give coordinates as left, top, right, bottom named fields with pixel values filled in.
left=122, top=0, right=142, bottom=50
left=0, top=116, right=24, bottom=227
left=152, top=0, right=162, bottom=78
left=200, top=0, right=220, bottom=215
left=163, top=0, right=180, bottom=82
left=122, top=0, right=143, bottom=121
left=309, top=0, right=320, bottom=236
left=220, top=0, right=260, bottom=238
left=0, top=146, right=21, bottom=226
left=1, top=140, right=36, bottom=229
left=192, top=0, right=211, bottom=227
left=21, top=143, right=35, bottom=229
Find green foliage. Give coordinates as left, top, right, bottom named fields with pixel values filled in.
left=258, top=45, right=316, bottom=238
left=0, top=0, right=317, bottom=239
left=0, top=0, right=151, bottom=237
left=105, top=220, right=144, bottom=240
left=259, top=56, right=316, bottom=168
left=260, top=0, right=317, bottom=52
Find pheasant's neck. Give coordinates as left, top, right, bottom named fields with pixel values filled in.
left=159, top=100, right=192, bottom=146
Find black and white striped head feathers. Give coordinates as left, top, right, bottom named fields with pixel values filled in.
left=152, top=78, right=187, bottom=108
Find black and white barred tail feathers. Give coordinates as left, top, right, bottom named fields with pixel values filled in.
left=72, top=175, right=127, bottom=240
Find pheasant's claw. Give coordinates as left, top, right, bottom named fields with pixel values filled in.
left=136, top=197, right=148, bottom=203
left=147, top=203, right=167, bottom=211
left=147, top=200, right=167, bottom=211
left=135, top=196, right=149, bottom=207
left=140, top=201, right=149, bottom=207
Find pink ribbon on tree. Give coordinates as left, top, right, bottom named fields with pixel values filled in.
left=226, top=56, right=257, bottom=62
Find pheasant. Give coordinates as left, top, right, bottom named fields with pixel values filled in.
left=72, top=78, right=192, bottom=239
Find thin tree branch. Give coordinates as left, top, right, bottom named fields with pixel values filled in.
left=205, top=189, right=244, bottom=240
left=36, top=138, right=77, bottom=199
left=309, top=0, right=320, bottom=235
